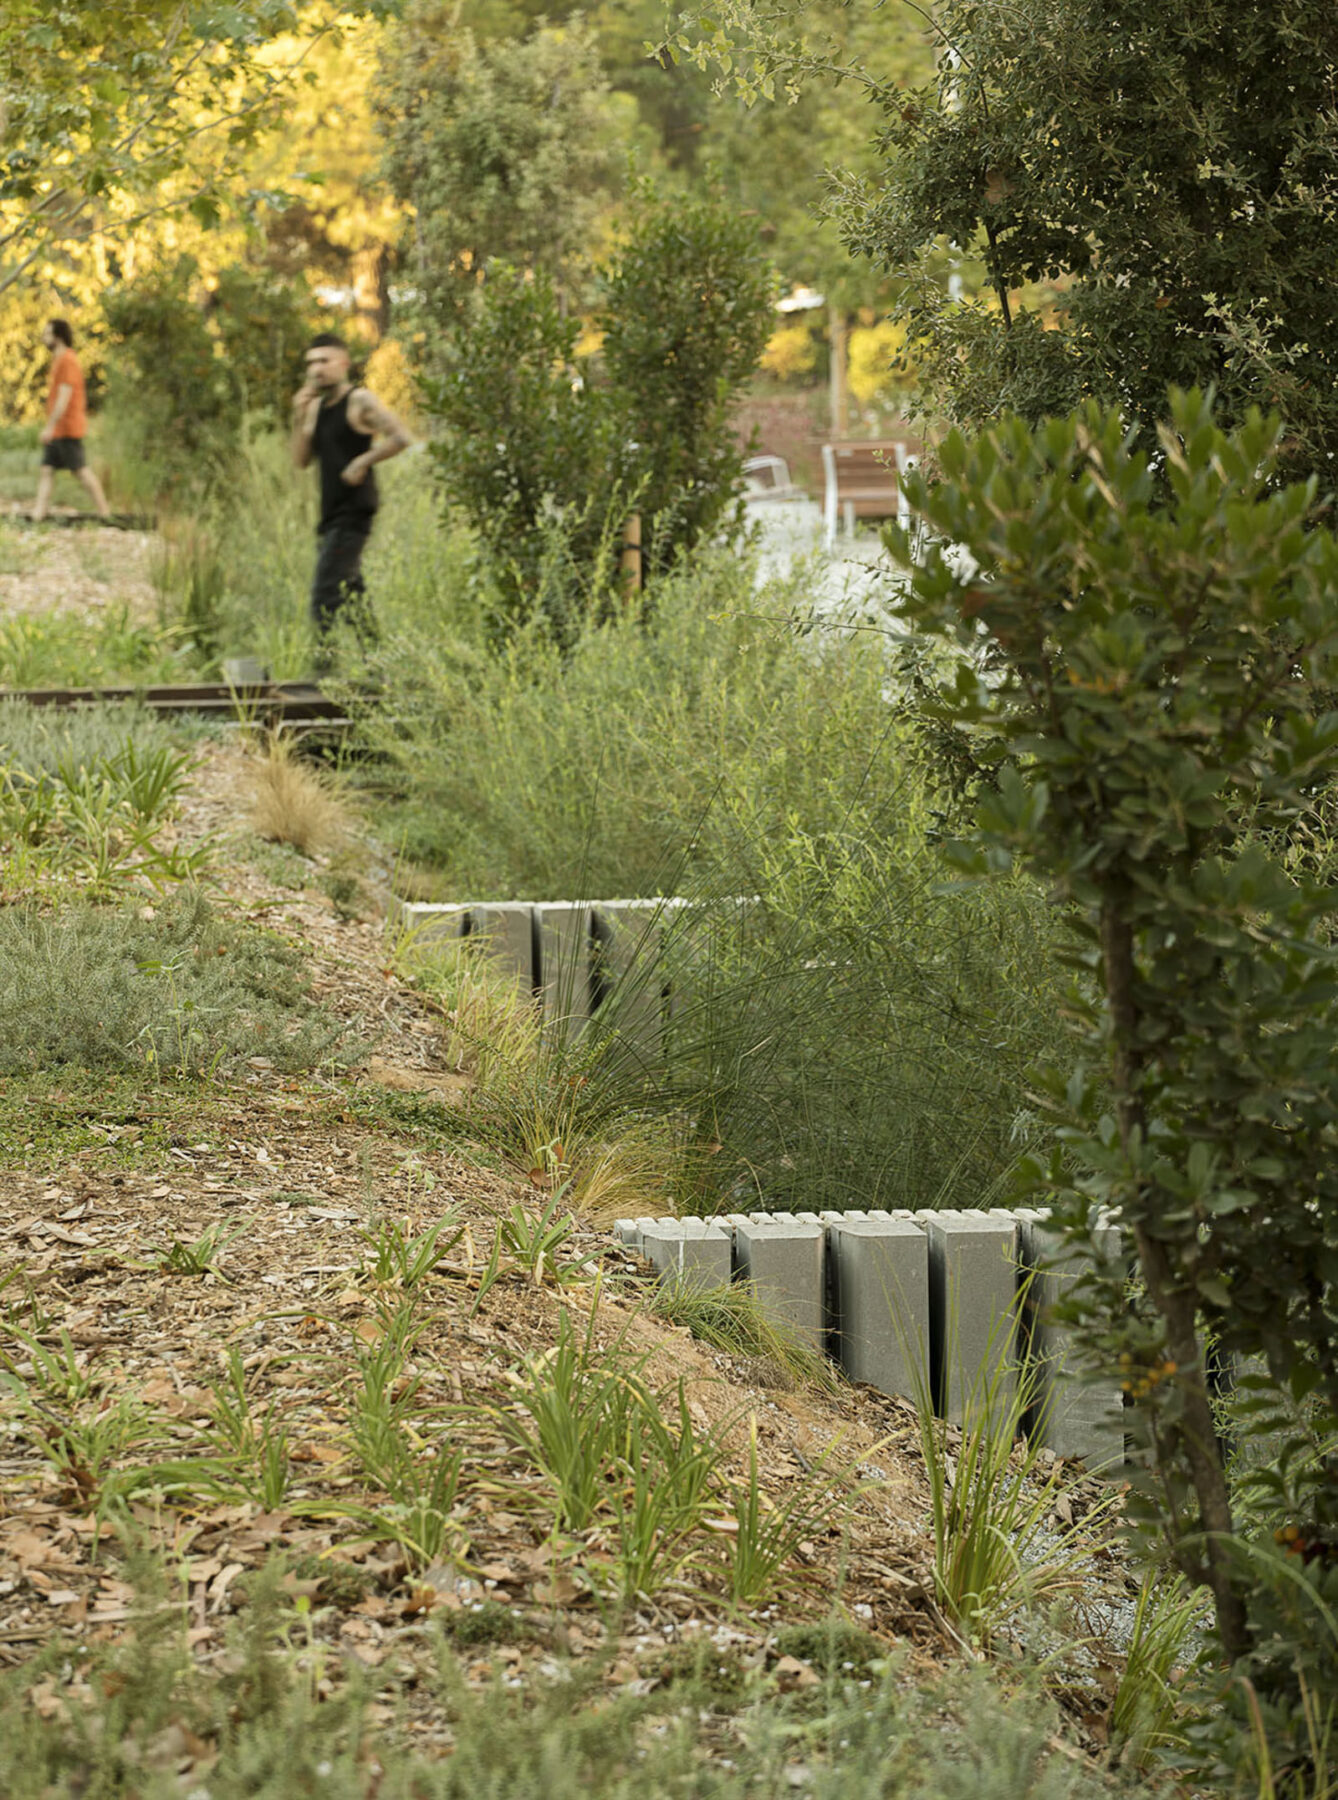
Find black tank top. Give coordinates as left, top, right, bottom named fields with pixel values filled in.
left=314, top=389, right=379, bottom=534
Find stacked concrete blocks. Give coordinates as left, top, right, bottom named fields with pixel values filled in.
left=612, top=1206, right=1130, bottom=1472
left=1018, top=1212, right=1126, bottom=1470
left=590, top=900, right=668, bottom=1063
left=469, top=904, right=536, bottom=991
left=533, top=903, right=594, bottom=1036
left=827, top=1216, right=930, bottom=1403
left=732, top=1217, right=825, bottom=1348
left=635, top=1217, right=732, bottom=1287
left=389, top=901, right=468, bottom=949
left=917, top=1210, right=1020, bottom=1426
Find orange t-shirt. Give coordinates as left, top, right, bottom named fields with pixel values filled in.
left=47, top=347, right=87, bottom=439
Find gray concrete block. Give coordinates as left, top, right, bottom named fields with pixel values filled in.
left=1019, top=1215, right=1125, bottom=1470
left=828, top=1218, right=929, bottom=1401
left=615, top=1218, right=659, bottom=1250
left=468, top=904, right=535, bottom=989
left=917, top=1209, right=1020, bottom=1425
left=534, top=903, right=593, bottom=1032
left=392, top=901, right=470, bottom=947
left=591, top=902, right=667, bottom=1062
left=639, top=1221, right=732, bottom=1288
left=734, top=1219, right=825, bottom=1347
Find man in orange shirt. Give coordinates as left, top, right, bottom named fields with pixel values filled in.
left=33, top=319, right=109, bottom=522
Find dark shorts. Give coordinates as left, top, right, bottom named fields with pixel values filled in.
left=311, top=521, right=377, bottom=645
left=42, top=438, right=86, bottom=472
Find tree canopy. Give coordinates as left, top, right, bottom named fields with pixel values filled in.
left=0, top=2, right=395, bottom=298
left=374, top=6, right=630, bottom=306
left=668, top=0, right=1338, bottom=470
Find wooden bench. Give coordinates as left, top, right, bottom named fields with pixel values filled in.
left=821, top=440, right=915, bottom=548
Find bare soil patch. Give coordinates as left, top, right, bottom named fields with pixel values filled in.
left=0, top=514, right=158, bottom=626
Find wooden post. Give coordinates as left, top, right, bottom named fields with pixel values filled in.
left=621, top=512, right=643, bottom=593
left=829, top=304, right=849, bottom=439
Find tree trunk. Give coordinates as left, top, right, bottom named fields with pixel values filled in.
left=1099, top=902, right=1251, bottom=1664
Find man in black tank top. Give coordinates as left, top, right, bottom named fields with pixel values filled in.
left=291, top=332, right=413, bottom=662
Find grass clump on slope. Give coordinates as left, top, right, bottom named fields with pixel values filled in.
left=0, top=1561, right=1162, bottom=1800
left=0, top=889, right=346, bottom=1078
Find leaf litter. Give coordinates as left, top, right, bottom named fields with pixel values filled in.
left=0, top=727, right=1126, bottom=1761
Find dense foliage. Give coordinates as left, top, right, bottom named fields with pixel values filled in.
left=840, top=0, right=1338, bottom=468
left=375, top=9, right=623, bottom=302
left=423, top=187, right=773, bottom=635
left=897, top=390, right=1338, bottom=1768
left=102, top=257, right=328, bottom=472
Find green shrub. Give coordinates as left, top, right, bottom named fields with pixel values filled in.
left=101, top=259, right=235, bottom=471
left=100, top=257, right=329, bottom=498
left=421, top=185, right=774, bottom=639
left=896, top=388, right=1338, bottom=1762
left=423, top=264, right=625, bottom=644
left=364, top=547, right=885, bottom=895
left=0, top=702, right=205, bottom=898
left=0, top=1587, right=1156, bottom=1799
left=0, top=700, right=175, bottom=775
left=598, top=179, right=776, bottom=577
left=0, top=891, right=344, bottom=1077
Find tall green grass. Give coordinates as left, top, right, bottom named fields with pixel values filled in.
left=0, top=597, right=189, bottom=690
left=361, top=542, right=1072, bottom=1213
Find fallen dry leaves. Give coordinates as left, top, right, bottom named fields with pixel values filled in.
left=0, top=731, right=952, bottom=1748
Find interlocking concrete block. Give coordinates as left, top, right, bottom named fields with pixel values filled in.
left=614, top=1217, right=660, bottom=1250
left=534, top=902, right=593, bottom=1033
left=391, top=901, right=470, bottom=947
left=828, top=1218, right=929, bottom=1401
left=468, top=904, right=535, bottom=990
left=591, top=902, right=667, bottom=1063
left=734, top=1219, right=825, bottom=1347
left=1019, top=1215, right=1125, bottom=1470
left=638, top=1220, right=732, bottom=1287
left=917, top=1209, right=1020, bottom=1425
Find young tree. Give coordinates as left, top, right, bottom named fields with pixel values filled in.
left=599, top=182, right=775, bottom=575
left=424, top=187, right=774, bottom=638
left=895, top=391, right=1338, bottom=1739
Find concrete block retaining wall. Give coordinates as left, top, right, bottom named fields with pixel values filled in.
left=617, top=1208, right=1127, bottom=1471
left=396, top=898, right=673, bottom=1048
left=398, top=899, right=1129, bottom=1468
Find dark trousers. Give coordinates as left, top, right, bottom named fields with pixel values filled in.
left=310, top=523, right=377, bottom=648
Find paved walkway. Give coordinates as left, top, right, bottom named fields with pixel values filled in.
left=744, top=490, right=911, bottom=634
